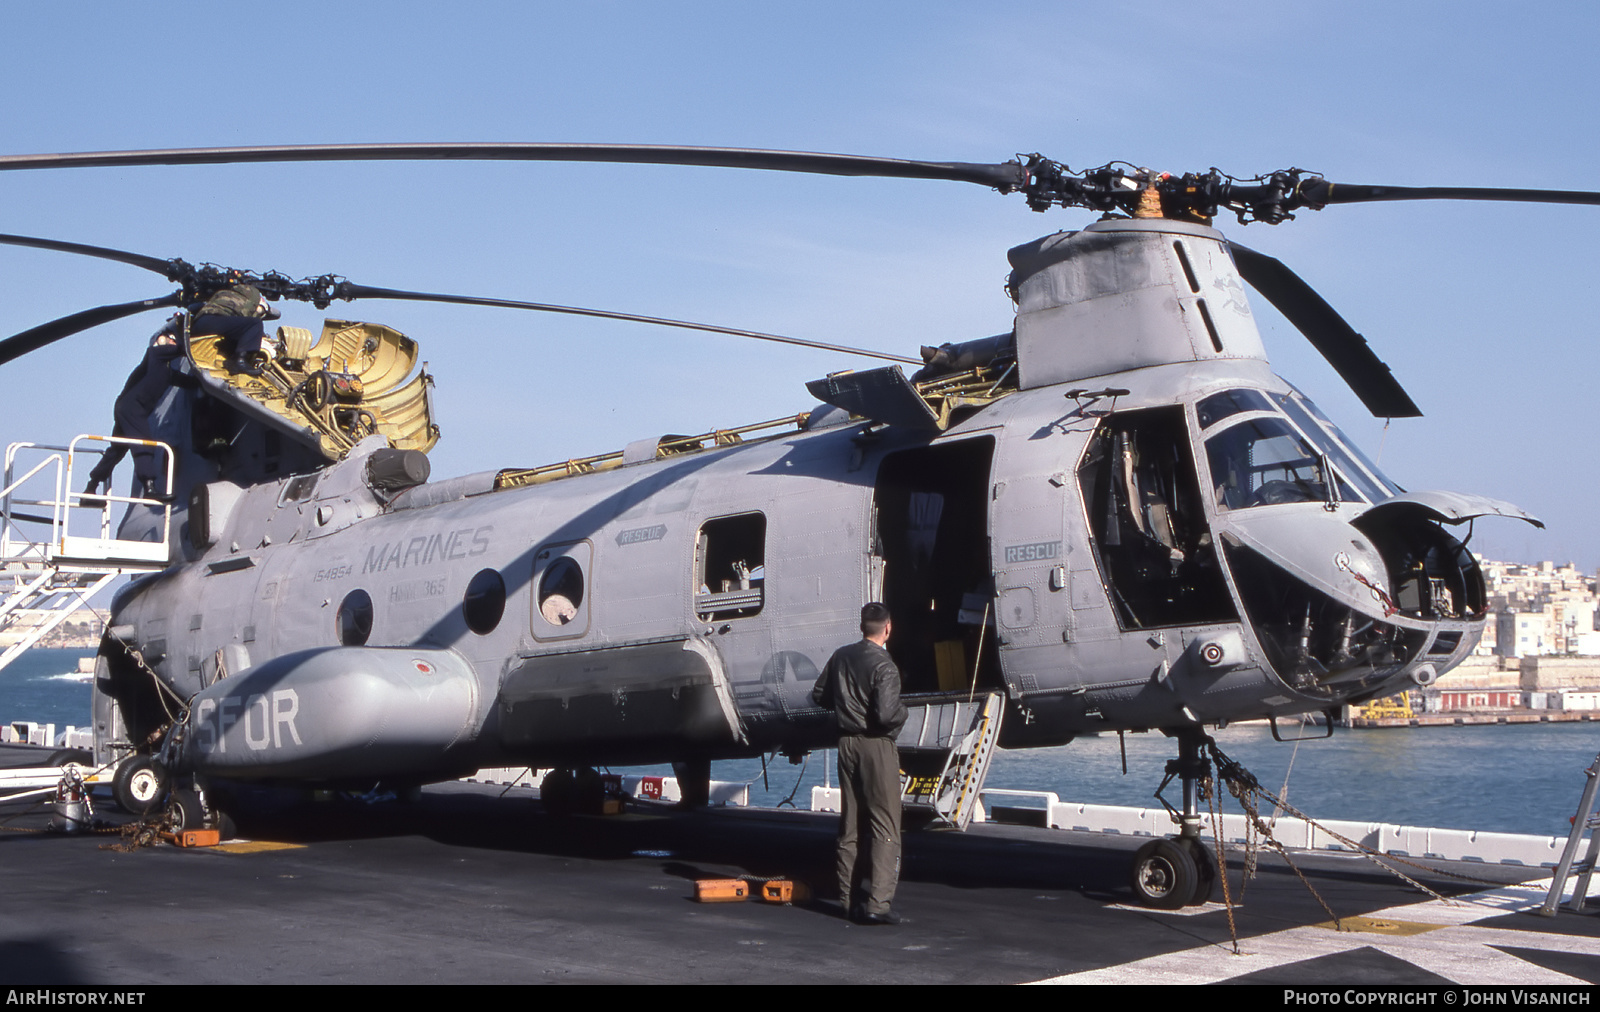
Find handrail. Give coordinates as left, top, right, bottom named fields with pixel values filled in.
left=1, top=435, right=173, bottom=568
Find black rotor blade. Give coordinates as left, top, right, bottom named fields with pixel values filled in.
left=1297, top=179, right=1600, bottom=208
left=0, top=292, right=183, bottom=366
left=0, top=143, right=1026, bottom=190
left=335, top=283, right=920, bottom=364
left=1227, top=243, right=1421, bottom=418
left=0, top=232, right=178, bottom=276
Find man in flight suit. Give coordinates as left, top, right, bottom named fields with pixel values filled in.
left=813, top=602, right=907, bottom=925
left=83, top=316, right=186, bottom=503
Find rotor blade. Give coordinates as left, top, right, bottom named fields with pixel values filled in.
left=1228, top=243, right=1421, bottom=418
left=0, top=292, right=183, bottom=366
left=0, top=143, right=1027, bottom=190
left=0, top=233, right=178, bottom=276
left=1296, top=179, right=1600, bottom=208
left=335, top=283, right=921, bottom=364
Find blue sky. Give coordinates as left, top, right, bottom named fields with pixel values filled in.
left=1, top=1, right=1595, bottom=566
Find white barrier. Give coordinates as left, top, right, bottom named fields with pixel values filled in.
left=1025, top=797, right=1569, bottom=867
left=464, top=769, right=751, bottom=807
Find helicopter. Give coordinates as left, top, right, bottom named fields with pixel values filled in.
left=0, top=143, right=1587, bottom=910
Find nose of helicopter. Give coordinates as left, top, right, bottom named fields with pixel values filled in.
left=1212, top=504, right=1452, bottom=703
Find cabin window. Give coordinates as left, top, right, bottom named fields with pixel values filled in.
left=532, top=541, right=592, bottom=639
left=1078, top=408, right=1236, bottom=629
left=336, top=589, right=373, bottom=646
left=279, top=472, right=319, bottom=504
left=539, top=559, right=584, bottom=625
left=463, top=568, right=506, bottom=634
left=694, top=513, right=765, bottom=621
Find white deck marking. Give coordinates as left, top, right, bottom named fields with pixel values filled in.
left=1030, top=878, right=1600, bottom=985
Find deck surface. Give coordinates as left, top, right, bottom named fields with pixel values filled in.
left=2, top=757, right=1597, bottom=986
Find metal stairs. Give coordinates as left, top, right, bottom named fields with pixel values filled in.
left=896, top=691, right=1005, bottom=830
left=0, top=435, right=174, bottom=675
left=1542, top=749, right=1600, bottom=916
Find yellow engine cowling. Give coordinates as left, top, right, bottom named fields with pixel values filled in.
left=189, top=318, right=438, bottom=461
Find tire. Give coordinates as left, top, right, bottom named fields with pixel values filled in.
left=113, top=756, right=168, bottom=815
left=1130, top=838, right=1198, bottom=910
left=539, top=768, right=577, bottom=816
left=46, top=748, right=92, bottom=769
left=170, top=787, right=207, bottom=833
left=1178, top=838, right=1217, bottom=906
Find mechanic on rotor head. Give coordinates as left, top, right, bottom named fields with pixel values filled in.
left=812, top=602, right=908, bottom=926
left=192, top=279, right=280, bottom=376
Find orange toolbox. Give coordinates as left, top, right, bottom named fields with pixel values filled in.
left=693, top=878, right=750, bottom=902
left=757, top=879, right=809, bottom=904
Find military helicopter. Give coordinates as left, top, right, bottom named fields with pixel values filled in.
left=0, top=143, right=1589, bottom=909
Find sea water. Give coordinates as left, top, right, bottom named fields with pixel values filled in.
left=6, top=647, right=1596, bottom=836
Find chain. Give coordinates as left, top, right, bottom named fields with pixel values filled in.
left=1206, top=776, right=1241, bottom=954
left=1207, top=741, right=1342, bottom=928
left=1205, top=738, right=1516, bottom=923
left=102, top=815, right=166, bottom=852
left=1248, top=782, right=1507, bottom=893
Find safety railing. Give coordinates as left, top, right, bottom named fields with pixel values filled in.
left=1, top=435, right=173, bottom=570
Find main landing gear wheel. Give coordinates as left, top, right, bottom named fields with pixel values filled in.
left=169, top=787, right=206, bottom=832
left=1130, top=838, right=1198, bottom=910
left=167, top=787, right=236, bottom=839
left=112, top=756, right=167, bottom=815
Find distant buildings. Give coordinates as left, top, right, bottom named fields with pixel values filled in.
left=1, top=607, right=103, bottom=650
left=1428, top=558, right=1600, bottom=712
left=1478, top=559, right=1600, bottom=659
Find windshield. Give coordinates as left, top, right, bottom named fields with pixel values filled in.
left=1285, top=389, right=1405, bottom=498
left=1206, top=415, right=1353, bottom=510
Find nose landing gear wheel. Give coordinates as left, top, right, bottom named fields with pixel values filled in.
left=1179, top=838, right=1217, bottom=905
left=1130, top=838, right=1198, bottom=909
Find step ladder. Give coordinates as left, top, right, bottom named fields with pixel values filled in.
left=895, top=691, right=1005, bottom=830
left=0, top=435, right=174, bottom=675
left=1541, top=750, right=1600, bottom=916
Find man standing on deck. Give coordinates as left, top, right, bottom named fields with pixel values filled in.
left=813, top=602, right=908, bottom=925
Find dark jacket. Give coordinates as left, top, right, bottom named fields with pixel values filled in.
left=813, top=639, right=907, bottom=738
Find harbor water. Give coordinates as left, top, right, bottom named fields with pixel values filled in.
left=6, top=647, right=1597, bottom=837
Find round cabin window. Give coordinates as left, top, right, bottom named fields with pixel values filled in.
left=463, top=568, right=506, bottom=634
left=336, top=589, right=374, bottom=646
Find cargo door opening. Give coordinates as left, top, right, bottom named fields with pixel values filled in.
left=873, top=437, right=1001, bottom=695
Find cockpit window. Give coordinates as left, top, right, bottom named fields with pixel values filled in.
left=1196, top=388, right=1274, bottom=429
left=1286, top=390, right=1405, bottom=499
left=1206, top=416, right=1353, bottom=509
left=1273, top=394, right=1389, bottom=505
